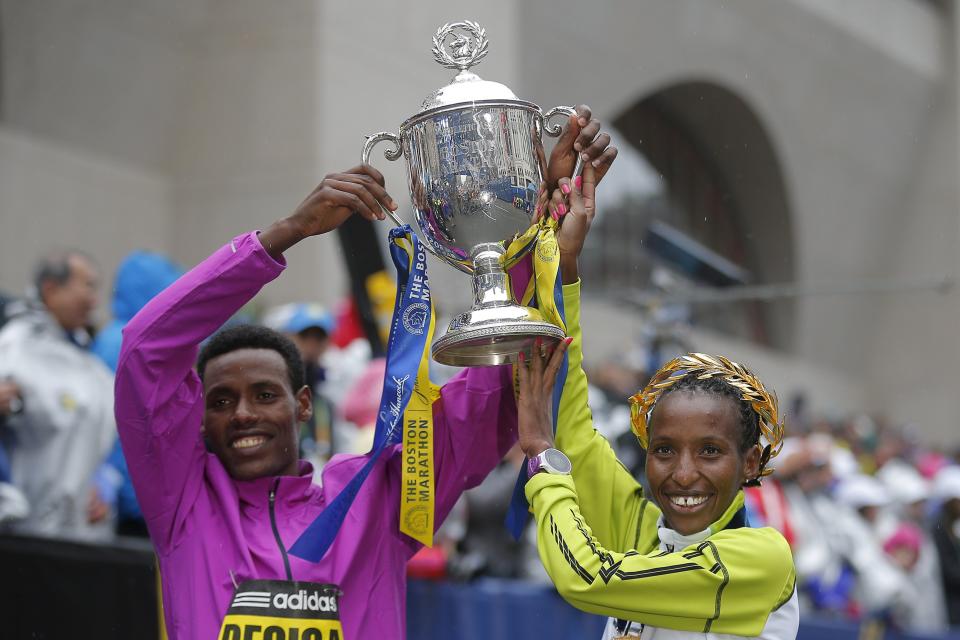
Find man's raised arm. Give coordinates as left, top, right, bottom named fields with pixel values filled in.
left=115, top=165, right=396, bottom=552
left=115, top=232, right=285, bottom=550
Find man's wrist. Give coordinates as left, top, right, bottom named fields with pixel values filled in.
left=258, top=217, right=307, bottom=260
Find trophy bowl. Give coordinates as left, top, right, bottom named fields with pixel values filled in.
left=363, top=21, right=574, bottom=366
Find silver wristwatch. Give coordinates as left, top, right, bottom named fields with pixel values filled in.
left=527, top=448, right=572, bottom=479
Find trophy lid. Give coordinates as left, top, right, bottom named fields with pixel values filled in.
left=419, top=21, right=520, bottom=111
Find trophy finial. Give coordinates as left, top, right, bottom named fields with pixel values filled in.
left=432, top=21, right=489, bottom=72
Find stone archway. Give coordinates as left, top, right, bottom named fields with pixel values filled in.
left=601, top=80, right=796, bottom=350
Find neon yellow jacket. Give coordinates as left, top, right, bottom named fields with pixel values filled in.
left=525, top=281, right=796, bottom=636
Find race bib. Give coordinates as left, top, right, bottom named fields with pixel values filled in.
left=219, top=580, right=343, bottom=640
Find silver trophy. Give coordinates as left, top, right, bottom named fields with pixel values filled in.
left=363, top=21, right=575, bottom=366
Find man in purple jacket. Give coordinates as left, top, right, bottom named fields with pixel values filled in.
left=115, top=108, right=615, bottom=639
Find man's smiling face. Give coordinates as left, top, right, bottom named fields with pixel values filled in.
left=645, top=392, right=759, bottom=535
left=202, top=348, right=310, bottom=480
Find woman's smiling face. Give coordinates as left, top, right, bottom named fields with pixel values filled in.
left=645, top=392, right=760, bottom=535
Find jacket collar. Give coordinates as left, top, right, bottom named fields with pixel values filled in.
left=657, top=490, right=747, bottom=552
left=233, top=460, right=318, bottom=508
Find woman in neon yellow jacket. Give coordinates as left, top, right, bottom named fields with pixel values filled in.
left=519, top=164, right=799, bottom=639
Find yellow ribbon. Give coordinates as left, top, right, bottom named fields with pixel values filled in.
left=504, top=216, right=566, bottom=333
left=393, top=235, right=442, bottom=548
left=503, top=217, right=566, bottom=405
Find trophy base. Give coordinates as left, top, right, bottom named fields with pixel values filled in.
left=432, top=307, right=565, bottom=367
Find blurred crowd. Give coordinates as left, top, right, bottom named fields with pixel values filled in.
left=738, top=420, right=960, bottom=634
left=1, top=247, right=959, bottom=636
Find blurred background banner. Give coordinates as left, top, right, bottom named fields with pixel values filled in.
left=3, top=536, right=956, bottom=640
left=0, top=534, right=160, bottom=639
left=406, top=579, right=960, bottom=640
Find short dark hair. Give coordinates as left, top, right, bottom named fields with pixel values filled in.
left=655, top=374, right=761, bottom=453
left=197, top=324, right=305, bottom=393
left=33, top=250, right=95, bottom=299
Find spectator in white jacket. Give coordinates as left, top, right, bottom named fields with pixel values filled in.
left=0, top=250, right=115, bottom=540
left=877, top=462, right=949, bottom=633
left=833, top=474, right=915, bottom=621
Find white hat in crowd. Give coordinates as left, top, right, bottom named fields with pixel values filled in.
left=933, top=466, right=960, bottom=501
left=877, top=462, right=930, bottom=506
left=836, top=474, right=891, bottom=509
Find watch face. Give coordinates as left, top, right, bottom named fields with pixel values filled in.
left=544, top=448, right=572, bottom=474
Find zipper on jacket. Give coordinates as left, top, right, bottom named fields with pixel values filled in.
left=269, top=478, right=293, bottom=581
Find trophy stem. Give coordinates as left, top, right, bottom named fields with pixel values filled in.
left=430, top=242, right=565, bottom=366
left=471, top=244, right=513, bottom=310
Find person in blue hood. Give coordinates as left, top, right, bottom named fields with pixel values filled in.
left=91, top=251, right=183, bottom=536
left=93, top=251, right=184, bottom=371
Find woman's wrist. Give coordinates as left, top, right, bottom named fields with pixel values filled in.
left=560, top=257, right=579, bottom=284
left=522, top=439, right=555, bottom=459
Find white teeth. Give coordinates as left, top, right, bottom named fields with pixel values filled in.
left=671, top=495, right=707, bottom=507
left=232, top=436, right=267, bottom=449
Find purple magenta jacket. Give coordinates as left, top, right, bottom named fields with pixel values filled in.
left=115, top=232, right=518, bottom=639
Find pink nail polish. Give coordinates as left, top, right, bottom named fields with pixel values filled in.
left=574, top=176, right=582, bottom=190
left=551, top=209, right=558, bottom=221
left=560, top=183, right=571, bottom=195
left=557, top=204, right=567, bottom=216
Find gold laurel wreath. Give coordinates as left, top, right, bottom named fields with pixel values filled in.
left=627, top=353, right=785, bottom=485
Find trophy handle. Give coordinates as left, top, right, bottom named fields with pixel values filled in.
left=542, top=106, right=584, bottom=178
left=542, top=106, right=577, bottom=137
left=361, top=131, right=444, bottom=259
left=362, top=132, right=407, bottom=228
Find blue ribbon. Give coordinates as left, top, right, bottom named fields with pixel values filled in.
left=289, top=225, right=433, bottom=562
left=505, top=262, right=568, bottom=539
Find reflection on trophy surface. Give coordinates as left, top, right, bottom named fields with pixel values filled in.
left=363, top=20, right=575, bottom=367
